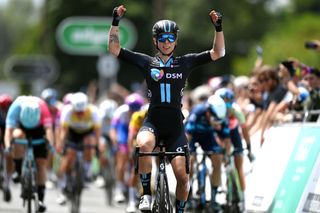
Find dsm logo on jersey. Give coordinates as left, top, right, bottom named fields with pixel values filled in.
left=150, top=68, right=164, bottom=81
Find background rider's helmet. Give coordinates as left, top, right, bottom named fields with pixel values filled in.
left=41, top=88, right=58, bottom=106
left=207, top=95, right=227, bottom=122
left=63, top=93, right=73, bottom=105
left=215, top=87, right=234, bottom=109
left=20, top=98, right=41, bottom=129
left=99, top=99, right=118, bottom=120
left=71, top=92, right=88, bottom=112
left=125, top=93, right=144, bottom=112
left=152, top=20, right=179, bottom=38
left=0, top=94, right=13, bottom=112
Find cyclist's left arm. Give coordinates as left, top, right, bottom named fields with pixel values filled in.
left=209, top=9, right=225, bottom=61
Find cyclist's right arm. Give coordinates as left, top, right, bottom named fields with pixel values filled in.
left=108, top=5, right=126, bottom=56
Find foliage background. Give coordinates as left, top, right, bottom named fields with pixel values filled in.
left=0, top=0, right=319, bottom=97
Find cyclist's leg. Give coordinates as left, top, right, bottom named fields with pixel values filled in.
left=169, top=132, right=190, bottom=213
left=136, top=127, right=156, bottom=211
left=114, top=143, right=129, bottom=202
left=83, top=134, right=97, bottom=181
left=56, top=142, right=76, bottom=204
left=230, top=127, right=245, bottom=191
left=34, top=143, right=48, bottom=212
left=3, top=129, right=25, bottom=202
left=12, top=129, right=26, bottom=183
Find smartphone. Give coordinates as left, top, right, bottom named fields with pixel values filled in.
left=305, top=41, right=318, bottom=49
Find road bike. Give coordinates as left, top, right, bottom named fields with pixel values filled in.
left=64, top=141, right=91, bottom=213
left=14, top=137, right=46, bottom=213
left=189, top=146, right=215, bottom=212
left=134, top=140, right=190, bottom=213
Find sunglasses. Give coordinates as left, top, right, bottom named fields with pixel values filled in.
left=157, top=34, right=176, bottom=43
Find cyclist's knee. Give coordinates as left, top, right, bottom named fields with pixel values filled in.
left=136, top=137, right=154, bottom=152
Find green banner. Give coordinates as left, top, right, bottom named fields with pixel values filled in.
left=56, top=17, right=137, bottom=55
left=270, top=126, right=320, bottom=212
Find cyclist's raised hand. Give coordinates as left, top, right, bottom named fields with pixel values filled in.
left=112, top=5, right=126, bottom=26
left=209, top=10, right=223, bottom=32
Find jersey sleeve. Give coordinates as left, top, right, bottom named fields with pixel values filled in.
left=59, top=105, right=72, bottom=128
left=118, top=48, right=151, bottom=69
left=181, top=51, right=212, bottom=70
left=5, top=98, right=22, bottom=128
left=90, top=105, right=102, bottom=129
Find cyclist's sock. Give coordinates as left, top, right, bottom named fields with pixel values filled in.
left=211, top=186, right=218, bottom=203
left=57, top=174, right=66, bottom=190
left=84, top=161, right=92, bottom=179
left=176, top=199, right=186, bottom=213
left=13, top=158, right=23, bottom=176
left=37, top=185, right=45, bottom=202
left=140, top=173, right=151, bottom=195
left=128, top=187, right=137, bottom=203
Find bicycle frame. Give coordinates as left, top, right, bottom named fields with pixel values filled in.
left=14, top=137, right=45, bottom=213
left=190, top=148, right=216, bottom=211
left=134, top=141, right=190, bottom=213
left=65, top=142, right=87, bottom=213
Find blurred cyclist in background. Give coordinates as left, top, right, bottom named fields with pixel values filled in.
left=95, top=98, right=118, bottom=188
left=109, top=93, right=144, bottom=203
left=56, top=92, right=101, bottom=205
left=40, top=88, right=63, bottom=188
left=126, top=103, right=149, bottom=212
left=215, top=88, right=253, bottom=192
left=185, top=95, right=228, bottom=210
left=4, top=95, right=54, bottom=212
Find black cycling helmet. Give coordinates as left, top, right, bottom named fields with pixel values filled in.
left=152, top=20, right=179, bottom=37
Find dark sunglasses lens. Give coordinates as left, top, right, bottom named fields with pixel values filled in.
left=158, top=34, right=176, bottom=43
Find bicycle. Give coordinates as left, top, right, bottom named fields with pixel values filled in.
left=13, top=137, right=46, bottom=213
left=63, top=141, right=91, bottom=213
left=189, top=145, right=216, bottom=212
left=221, top=150, right=244, bottom=213
left=134, top=140, right=190, bottom=213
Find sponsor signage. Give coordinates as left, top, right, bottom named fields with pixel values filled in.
left=56, top=17, right=137, bottom=55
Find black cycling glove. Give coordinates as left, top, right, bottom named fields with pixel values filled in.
left=112, top=7, right=124, bottom=26
left=212, top=12, right=223, bottom=32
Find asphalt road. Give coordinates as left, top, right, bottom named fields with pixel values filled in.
left=0, top=182, right=128, bottom=213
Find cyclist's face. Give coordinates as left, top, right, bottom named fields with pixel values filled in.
left=154, top=33, right=176, bottom=55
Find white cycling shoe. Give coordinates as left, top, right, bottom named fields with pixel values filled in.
left=126, top=201, right=137, bottom=213
left=138, top=195, right=152, bottom=211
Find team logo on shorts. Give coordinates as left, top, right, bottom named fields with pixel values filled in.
left=150, top=68, right=164, bottom=81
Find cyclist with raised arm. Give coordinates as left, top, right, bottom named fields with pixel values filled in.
left=55, top=92, right=101, bottom=205
left=4, top=96, right=54, bottom=212
left=108, top=4, right=225, bottom=212
left=185, top=95, right=228, bottom=210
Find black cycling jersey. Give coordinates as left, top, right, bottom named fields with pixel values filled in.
left=119, top=48, right=212, bottom=109
left=119, top=48, right=213, bottom=152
